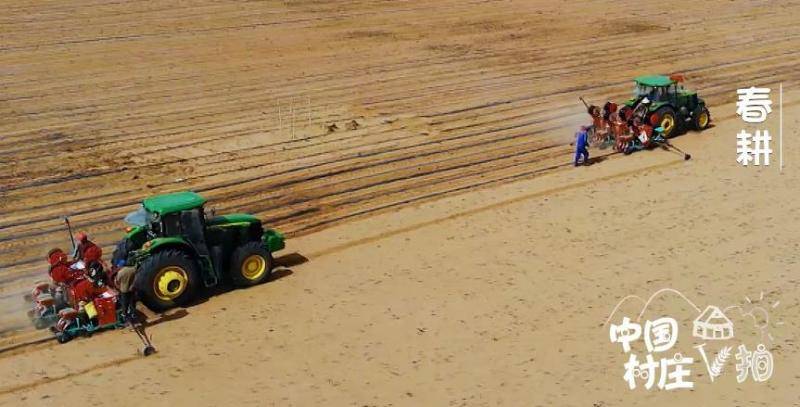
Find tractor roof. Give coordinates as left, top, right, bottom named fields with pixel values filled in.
left=143, top=191, right=206, bottom=215
left=635, top=75, right=676, bottom=87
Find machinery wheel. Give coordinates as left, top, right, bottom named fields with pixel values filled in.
left=229, top=241, right=274, bottom=287
left=136, top=249, right=199, bottom=312
left=33, top=317, right=48, bottom=330
left=56, top=332, right=72, bottom=344
left=693, top=106, right=711, bottom=130
left=655, top=106, right=678, bottom=138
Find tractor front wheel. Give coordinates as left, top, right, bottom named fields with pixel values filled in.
left=230, top=242, right=274, bottom=287
left=136, top=250, right=199, bottom=312
left=655, top=106, right=678, bottom=138
left=693, top=107, right=711, bottom=130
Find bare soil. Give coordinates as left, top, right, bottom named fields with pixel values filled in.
left=0, top=1, right=798, bottom=405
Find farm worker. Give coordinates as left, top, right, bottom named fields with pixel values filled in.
left=70, top=261, right=110, bottom=313
left=86, top=260, right=109, bottom=288
left=574, top=126, right=590, bottom=166
left=113, top=259, right=139, bottom=324
left=602, top=101, right=616, bottom=121
left=632, top=97, right=650, bottom=122
left=638, top=124, right=652, bottom=146
left=47, top=248, right=80, bottom=284
left=73, top=232, right=102, bottom=264
left=71, top=278, right=103, bottom=304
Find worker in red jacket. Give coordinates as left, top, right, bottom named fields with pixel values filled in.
left=73, top=232, right=102, bottom=264
left=71, top=279, right=103, bottom=304
left=71, top=261, right=108, bottom=304
left=47, top=248, right=80, bottom=284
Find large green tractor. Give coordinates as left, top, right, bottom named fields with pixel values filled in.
left=619, top=75, right=711, bottom=138
left=113, top=191, right=285, bottom=311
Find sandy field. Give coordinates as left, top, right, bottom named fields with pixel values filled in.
left=0, top=0, right=798, bottom=405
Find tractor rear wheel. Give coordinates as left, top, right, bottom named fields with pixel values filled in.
left=693, top=106, right=711, bottom=130
left=655, top=106, right=678, bottom=138
left=230, top=242, right=274, bottom=287
left=136, top=249, right=199, bottom=312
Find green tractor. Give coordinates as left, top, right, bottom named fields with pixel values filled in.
left=113, top=191, right=285, bottom=311
left=619, top=74, right=711, bottom=138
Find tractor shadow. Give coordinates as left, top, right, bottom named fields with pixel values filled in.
left=141, top=308, right=188, bottom=328
left=275, top=252, right=309, bottom=268
left=670, top=124, right=715, bottom=140
left=183, top=252, right=307, bottom=307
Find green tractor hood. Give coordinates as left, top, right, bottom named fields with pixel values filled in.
left=207, top=213, right=285, bottom=252
left=263, top=229, right=285, bottom=253
left=207, top=213, right=259, bottom=226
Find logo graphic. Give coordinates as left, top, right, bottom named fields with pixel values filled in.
left=693, top=305, right=734, bottom=340
left=606, top=289, right=778, bottom=391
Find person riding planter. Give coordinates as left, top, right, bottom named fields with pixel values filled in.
left=73, top=232, right=103, bottom=265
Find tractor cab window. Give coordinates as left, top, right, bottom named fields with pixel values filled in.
left=181, top=209, right=209, bottom=251
left=654, top=87, right=668, bottom=101
left=143, top=210, right=160, bottom=234
left=634, top=84, right=655, bottom=98
left=124, top=206, right=148, bottom=227
left=162, top=213, right=182, bottom=236
left=180, top=209, right=206, bottom=237
left=663, top=84, right=682, bottom=101
left=149, top=220, right=162, bottom=238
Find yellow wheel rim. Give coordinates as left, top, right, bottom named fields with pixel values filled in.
left=698, top=111, right=709, bottom=128
left=661, top=113, right=675, bottom=136
left=241, top=255, right=267, bottom=280
left=153, top=266, right=188, bottom=301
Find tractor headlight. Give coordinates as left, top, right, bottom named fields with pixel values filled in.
left=142, top=241, right=152, bottom=250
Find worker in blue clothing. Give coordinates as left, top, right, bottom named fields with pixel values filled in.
left=574, top=125, right=590, bottom=166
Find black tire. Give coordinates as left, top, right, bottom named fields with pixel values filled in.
left=693, top=106, right=711, bottom=130
left=136, top=249, right=199, bottom=312
left=33, top=317, right=48, bottom=330
left=57, top=332, right=72, bottom=344
left=655, top=106, right=678, bottom=138
left=229, top=241, right=274, bottom=287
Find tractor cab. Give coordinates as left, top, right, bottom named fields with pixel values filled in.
left=627, top=75, right=680, bottom=108
left=141, top=192, right=209, bottom=244
left=122, top=193, right=226, bottom=250
left=620, top=74, right=709, bottom=138
left=114, top=191, right=285, bottom=311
